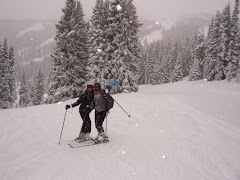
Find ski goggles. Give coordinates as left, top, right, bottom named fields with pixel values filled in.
left=87, top=85, right=93, bottom=88
left=93, top=85, right=101, bottom=89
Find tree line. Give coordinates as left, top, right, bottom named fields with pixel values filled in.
left=1, top=0, right=239, bottom=109
left=47, top=0, right=142, bottom=103
left=139, top=0, right=240, bottom=85
left=0, top=38, right=16, bottom=109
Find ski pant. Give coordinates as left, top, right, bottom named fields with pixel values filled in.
left=80, top=110, right=91, bottom=133
left=95, top=111, right=107, bottom=133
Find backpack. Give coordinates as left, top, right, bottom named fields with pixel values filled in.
left=102, top=90, right=114, bottom=111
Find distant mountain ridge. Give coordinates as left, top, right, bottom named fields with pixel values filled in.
left=0, top=13, right=212, bottom=83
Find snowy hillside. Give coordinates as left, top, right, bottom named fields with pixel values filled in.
left=140, top=18, right=176, bottom=43
left=0, top=79, right=240, bottom=180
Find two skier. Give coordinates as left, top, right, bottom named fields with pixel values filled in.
left=65, top=82, right=114, bottom=142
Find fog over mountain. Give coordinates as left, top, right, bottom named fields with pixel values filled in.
left=0, top=0, right=235, bottom=20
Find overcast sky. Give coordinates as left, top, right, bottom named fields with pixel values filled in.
left=0, top=0, right=235, bottom=20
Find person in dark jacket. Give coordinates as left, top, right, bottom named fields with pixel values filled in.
left=65, top=85, right=94, bottom=141
left=93, top=82, right=114, bottom=141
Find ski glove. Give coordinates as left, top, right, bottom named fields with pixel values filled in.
left=65, top=105, right=70, bottom=110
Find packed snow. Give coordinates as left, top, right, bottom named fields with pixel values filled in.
left=0, top=79, right=240, bottom=180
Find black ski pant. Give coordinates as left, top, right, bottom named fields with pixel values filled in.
left=80, top=110, right=91, bottom=133
left=95, top=111, right=107, bottom=133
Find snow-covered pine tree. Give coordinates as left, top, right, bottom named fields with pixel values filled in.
left=148, top=43, right=158, bottom=85
left=171, top=51, right=183, bottom=83
left=189, top=33, right=205, bottom=81
left=136, top=43, right=146, bottom=85
left=7, top=46, right=16, bottom=107
left=144, top=44, right=153, bottom=84
left=47, top=0, right=89, bottom=103
left=161, top=42, right=172, bottom=84
left=0, top=41, right=5, bottom=109
left=170, top=42, right=180, bottom=73
left=106, top=0, right=142, bottom=93
left=206, top=11, right=224, bottom=80
left=68, top=1, right=89, bottom=94
left=182, top=37, right=193, bottom=77
left=237, top=66, right=240, bottom=83
left=220, top=4, right=231, bottom=67
left=19, top=71, right=29, bottom=107
left=203, top=18, right=214, bottom=79
left=152, top=41, right=163, bottom=85
left=0, top=39, right=11, bottom=109
left=33, top=69, right=45, bottom=105
left=226, top=0, right=240, bottom=81
left=28, top=78, right=35, bottom=106
left=88, top=0, right=109, bottom=85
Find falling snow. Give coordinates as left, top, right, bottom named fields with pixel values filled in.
left=117, top=4, right=122, bottom=11
left=97, top=48, right=102, bottom=53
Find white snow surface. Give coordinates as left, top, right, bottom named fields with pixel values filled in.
left=1, top=79, right=240, bottom=180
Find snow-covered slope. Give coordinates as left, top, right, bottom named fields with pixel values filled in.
left=1, top=79, right=240, bottom=180
left=16, top=23, right=53, bottom=38
left=140, top=18, right=176, bottom=43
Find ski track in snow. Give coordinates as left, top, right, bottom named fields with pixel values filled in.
left=0, top=80, right=240, bottom=180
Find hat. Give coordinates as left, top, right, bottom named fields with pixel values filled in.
left=94, top=82, right=101, bottom=88
left=87, top=84, right=93, bottom=88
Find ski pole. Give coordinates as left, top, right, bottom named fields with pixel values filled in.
left=58, top=109, right=68, bottom=144
left=114, top=99, right=131, bottom=118
left=105, top=113, right=108, bottom=136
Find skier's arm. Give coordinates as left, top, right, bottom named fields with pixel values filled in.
left=71, top=94, right=84, bottom=108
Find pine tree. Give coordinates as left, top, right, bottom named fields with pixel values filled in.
left=220, top=4, right=231, bottom=68
left=0, top=39, right=10, bottom=109
left=152, top=41, right=163, bottom=85
left=203, top=18, right=214, bottom=79
left=171, top=51, right=183, bottom=83
left=189, top=33, right=205, bottom=81
left=47, top=0, right=89, bottom=103
left=7, top=47, right=16, bottom=106
left=161, top=42, right=172, bottom=84
left=88, top=0, right=109, bottom=85
left=137, top=43, right=146, bottom=85
left=28, top=78, right=35, bottom=106
left=226, top=0, right=240, bottom=81
left=0, top=41, right=5, bottom=109
left=182, top=37, right=193, bottom=77
left=33, top=69, right=45, bottom=105
left=237, top=68, right=240, bottom=83
left=105, top=0, right=142, bottom=93
left=206, top=11, right=224, bottom=80
left=19, top=71, right=29, bottom=107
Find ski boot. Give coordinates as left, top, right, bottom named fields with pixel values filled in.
left=76, top=133, right=92, bottom=143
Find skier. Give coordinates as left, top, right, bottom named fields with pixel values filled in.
left=65, top=85, right=94, bottom=142
left=93, top=82, right=114, bottom=141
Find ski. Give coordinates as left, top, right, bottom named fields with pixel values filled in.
left=68, top=139, right=109, bottom=148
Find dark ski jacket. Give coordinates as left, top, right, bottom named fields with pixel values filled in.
left=71, top=90, right=94, bottom=113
